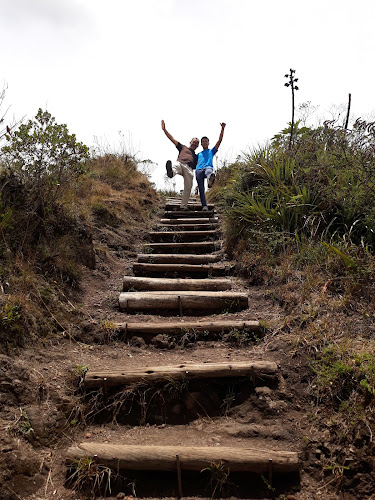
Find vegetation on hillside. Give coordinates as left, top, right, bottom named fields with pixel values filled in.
left=0, top=108, right=159, bottom=353
left=209, top=114, right=375, bottom=493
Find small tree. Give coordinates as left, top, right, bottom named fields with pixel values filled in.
left=284, top=69, right=299, bottom=149
left=1, top=108, right=89, bottom=207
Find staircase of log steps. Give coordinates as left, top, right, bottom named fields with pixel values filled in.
left=66, top=197, right=300, bottom=497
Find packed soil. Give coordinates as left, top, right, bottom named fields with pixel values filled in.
left=0, top=200, right=373, bottom=500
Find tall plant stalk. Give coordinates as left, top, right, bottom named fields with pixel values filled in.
left=284, top=69, right=299, bottom=149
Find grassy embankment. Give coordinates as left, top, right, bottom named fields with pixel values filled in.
left=0, top=109, right=159, bottom=353
left=208, top=119, right=375, bottom=493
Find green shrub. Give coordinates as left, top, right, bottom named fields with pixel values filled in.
left=218, top=119, right=375, bottom=251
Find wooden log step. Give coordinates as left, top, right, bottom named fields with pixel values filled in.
left=142, top=242, right=222, bottom=254
left=163, top=210, right=215, bottom=218
left=132, top=263, right=230, bottom=276
left=123, top=276, right=233, bottom=291
left=165, top=203, right=214, bottom=211
left=158, top=223, right=219, bottom=231
left=166, top=196, right=197, bottom=203
left=159, top=218, right=219, bottom=224
left=165, top=196, right=199, bottom=204
left=137, top=253, right=221, bottom=264
left=149, top=230, right=220, bottom=242
left=66, top=443, right=299, bottom=473
left=118, top=291, right=248, bottom=312
left=84, top=360, right=278, bottom=388
left=113, top=320, right=261, bottom=336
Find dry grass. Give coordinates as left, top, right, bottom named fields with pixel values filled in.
left=0, top=154, right=160, bottom=352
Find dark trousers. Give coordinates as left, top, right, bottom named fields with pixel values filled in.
left=196, top=167, right=213, bottom=206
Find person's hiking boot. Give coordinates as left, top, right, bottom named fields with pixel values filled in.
left=208, top=172, right=216, bottom=188
left=166, top=160, right=173, bottom=178
left=202, top=205, right=209, bottom=212
left=180, top=206, right=189, bottom=211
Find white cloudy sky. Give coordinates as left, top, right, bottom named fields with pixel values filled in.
left=1, top=0, right=374, bottom=190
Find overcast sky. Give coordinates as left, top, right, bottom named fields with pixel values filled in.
left=1, top=0, right=374, bottom=190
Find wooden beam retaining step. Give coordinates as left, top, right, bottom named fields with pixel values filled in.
left=165, top=203, right=214, bottom=211
left=123, top=276, right=233, bottom=291
left=159, top=218, right=219, bottom=224
left=132, top=263, right=230, bottom=276
left=66, top=443, right=299, bottom=473
left=165, top=197, right=197, bottom=202
left=137, top=254, right=221, bottom=264
left=113, top=320, right=261, bottom=336
left=149, top=230, right=220, bottom=242
left=158, top=223, right=219, bottom=231
left=142, top=242, right=222, bottom=254
left=84, top=360, right=278, bottom=388
left=163, top=210, right=215, bottom=218
left=119, top=291, right=248, bottom=312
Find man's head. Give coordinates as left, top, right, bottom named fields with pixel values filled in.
left=201, top=136, right=209, bottom=150
left=190, top=137, right=199, bottom=150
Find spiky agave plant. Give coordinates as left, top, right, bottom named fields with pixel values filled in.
left=227, top=149, right=320, bottom=238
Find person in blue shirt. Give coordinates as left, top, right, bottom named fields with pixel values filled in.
left=196, top=123, right=226, bottom=211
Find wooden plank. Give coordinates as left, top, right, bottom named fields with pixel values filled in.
left=137, top=254, right=221, bottom=264
left=84, top=360, right=278, bottom=388
left=118, top=291, right=248, bottom=311
left=149, top=230, right=220, bottom=242
left=113, top=320, right=261, bottom=335
left=142, top=242, right=222, bottom=254
left=159, top=218, right=219, bottom=224
left=123, top=276, right=233, bottom=291
left=158, top=223, right=219, bottom=231
left=66, top=443, right=299, bottom=473
left=163, top=210, right=215, bottom=218
left=132, top=263, right=230, bottom=276
left=165, top=204, right=214, bottom=211
left=165, top=198, right=197, bottom=202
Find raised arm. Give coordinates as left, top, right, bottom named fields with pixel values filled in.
left=214, top=122, right=226, bottom=150
left=161, top=120, right=178, bottom=146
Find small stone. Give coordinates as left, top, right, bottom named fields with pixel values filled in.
left=255, top=386, right=272, bottom=396
left=86, top=432, right=92, bottom=438
left=117, top=493, right=126, bottom=499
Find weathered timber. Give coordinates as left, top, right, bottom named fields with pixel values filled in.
left=137, top=253, right=221, bottom=264
left=149, top=230, right=219, bottom=242
left=118, top=291, right=248, bottom=312
left=158, top=223, right=219, bottom=231
left=123, top=276, right=232, bottom=291
left=142, top=242, right=222, bottom=254
left=132, top=263, right=230, bottom=276
left=166, top=198, right=197, bottom=202
left=159, top=218, right=219, bottom=224
left=163, top=210, right=215, bottom=218
left=113, top=320, right=261, bottom=336
left=165, top=203, right=214, bottom=211
left=66, top=444, right=299, bottom=473
left=84, top=360, right=278, bottom=388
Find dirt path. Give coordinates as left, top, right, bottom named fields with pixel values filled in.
left=8, top=198, right=345, bottom=500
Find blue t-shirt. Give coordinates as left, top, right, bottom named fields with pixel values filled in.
left=196, top=147, right=217, bottom=170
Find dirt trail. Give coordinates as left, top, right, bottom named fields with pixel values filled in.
left=4, top=198, right=345, bottom=500
left=59, top=197, right=333, bottom=500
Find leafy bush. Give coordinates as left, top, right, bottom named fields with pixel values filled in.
left=1, top=108, right=89, bottom=209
